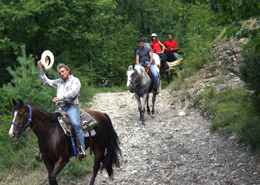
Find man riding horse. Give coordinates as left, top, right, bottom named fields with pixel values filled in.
left=163, top=34, right=179, bottom=62
left=35, top=62, right=86, bottom=160
left=136, top=38, right=159, bottom=94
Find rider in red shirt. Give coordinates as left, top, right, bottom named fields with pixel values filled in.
left=150, top=33, right=165, bottom=53
left=150, top=33, right=166, bottom=63
left=163, top=34, right=179, bottom=62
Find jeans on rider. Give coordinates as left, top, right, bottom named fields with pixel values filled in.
left=173, top=52, right=179, bottom=59
left=59, top=104, right=85, bottom=151
left=140, top=61, right=159, bottom=89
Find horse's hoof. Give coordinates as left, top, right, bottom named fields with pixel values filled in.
left=151, top=114, right=155, bottom=118
left=147, top=111, right=150, bottom=115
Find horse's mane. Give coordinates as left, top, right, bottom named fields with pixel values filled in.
left=30, top=105, right=61, bottom=123
left=133, top=65, right=145, bottom=77
left=31, top=105, right=51, bottom=115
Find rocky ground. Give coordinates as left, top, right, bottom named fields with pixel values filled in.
left=78, top=90, right=260, bottom=185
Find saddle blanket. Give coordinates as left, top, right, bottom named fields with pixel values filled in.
left=58, top=109, right=98, bottom=137
left=166, top=58, right=182, bottom=70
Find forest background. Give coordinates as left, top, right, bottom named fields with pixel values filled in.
left=0, top=0, right=260, bottom=182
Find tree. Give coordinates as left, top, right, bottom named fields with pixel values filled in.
left=3, top=46, right=56, bottom=109
left=0, top=0, right=103, bottom=86
left=217, top=0, right=260, bottom=53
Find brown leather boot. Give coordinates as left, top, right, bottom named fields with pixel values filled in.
left=34, top=152, right=42, bottom=161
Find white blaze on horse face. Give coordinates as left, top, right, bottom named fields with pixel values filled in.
left=9, top=111, right=17, bottom=138
left=126, top=71, right=134, bottom=88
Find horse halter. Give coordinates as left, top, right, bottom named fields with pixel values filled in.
left=127, top=69, right=139, bottom=87
left=11, top=104, right=32, bottom=133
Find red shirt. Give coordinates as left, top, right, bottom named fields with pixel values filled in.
left=150, top=40, right=162, bottom=53
left=163, top=40, right=178, bottom=52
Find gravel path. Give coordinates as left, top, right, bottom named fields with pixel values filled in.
left=85, top=89, right=260, bottom=185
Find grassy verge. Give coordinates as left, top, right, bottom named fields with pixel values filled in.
left=193, top=86, right=260, bottom=153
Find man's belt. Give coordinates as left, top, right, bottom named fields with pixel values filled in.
left=59, top=102, right=71, bottom=107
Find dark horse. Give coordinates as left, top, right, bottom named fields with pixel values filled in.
left=8, top=99, right=121, bottom=185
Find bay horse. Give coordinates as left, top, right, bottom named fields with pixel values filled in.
left=8, top=99, right=121, bottom=185
left=126, top=64, right=157, bottom=124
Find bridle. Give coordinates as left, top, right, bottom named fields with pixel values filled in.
left=11, top=104, right=32, bottom=134
left=128, top=67, right=150, bottom=87
left=11, top=103, right=53, bottom=137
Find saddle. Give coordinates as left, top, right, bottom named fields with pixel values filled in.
left=141, top=64, right=156, bottom=93
left=56, top=109, right=98, bottom=156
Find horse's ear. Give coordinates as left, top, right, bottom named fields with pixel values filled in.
left=12, top=99, right=17, bottom=106
left=133, top=47, right=135, bottom=50
left=133, top=63, right=135, bottom=69
left=126, top=64, right=129, bottom=69
left=18, top=99, right=25, bottom=106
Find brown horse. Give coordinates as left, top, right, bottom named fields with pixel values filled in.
left=8, top=99, right=121, bottom=185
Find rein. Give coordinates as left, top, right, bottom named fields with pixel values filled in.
left=134, top=67, right=150, bottom=86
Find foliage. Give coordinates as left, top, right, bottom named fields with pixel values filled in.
left=193, top=87, right=260, bottom=153
left=0, top=113, right=40, bottom=174
left=239, top=52, right=260, bottom=96
left=0, top=0, right=224, bottom=87
left=180, top=3, right=222, bottom=71
left=0, top=88, right=12, bottom=115
left=240, top=116, right=260, bottom=153
left=3, top=46, right=56, bottom=109
left=217, top=0, right=260, bottom=53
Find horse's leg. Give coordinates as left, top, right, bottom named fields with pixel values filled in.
left=146, top=94, right=150, bottom=115
left=170, top=69, right=174, bottom=82
left=160, top=67, right=164, bottom=89
left=141, top=94, right=147, bottom=124
left=166, top=69, right=170, bottom=84
left=134, top=93, right=142, bottom=120
left=48, top=157, right=69, bottom=185
left=152, top=92, right=156, bottom=115
left=43, top=159, right=55, bottom=185
left=90, top=148, right=104, bottom=185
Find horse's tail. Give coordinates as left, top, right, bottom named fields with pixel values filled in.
left=101, top=113, right=121, bottom=177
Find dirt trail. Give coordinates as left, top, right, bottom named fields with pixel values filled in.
left=84, top=89, right=260, bottom=185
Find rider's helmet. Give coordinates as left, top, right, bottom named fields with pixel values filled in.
left=151, top=33, right=157, bottom=37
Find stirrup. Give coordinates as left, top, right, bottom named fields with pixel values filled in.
left=78, top=146, right=86, bottom=160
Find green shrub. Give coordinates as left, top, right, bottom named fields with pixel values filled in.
left=3, top=46, right=56, bottom=110
left=239, top=116, right=260, bottom=153
left=0, top=88, right=12, bottom=115
left=239, top=52, right=260, bottom=111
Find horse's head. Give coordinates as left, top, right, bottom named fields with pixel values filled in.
left=126, top=63, right=139, bottom=89
left=9, top=99, right=32, bottom=138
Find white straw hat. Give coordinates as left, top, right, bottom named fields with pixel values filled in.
left=40, top=50, right=54, bottom=71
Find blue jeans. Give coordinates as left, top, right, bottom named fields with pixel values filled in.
left=59, top=104, right=85, bottom=150
left=140, top=61, right=159, bottom=89
left=173, top=52, right=179, bottom=59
